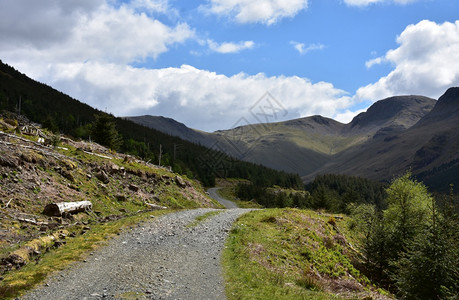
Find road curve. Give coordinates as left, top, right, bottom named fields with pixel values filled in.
left=207, top=187, right=238, bottom=209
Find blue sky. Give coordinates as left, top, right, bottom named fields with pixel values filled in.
left=1, top=0, right=458, bottom=131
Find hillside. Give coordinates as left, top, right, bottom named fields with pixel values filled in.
left=0, top=60, right=303, bottom=189
left=311, top=88, right=459, bottom=192
left=223, top=208, right=391, bottom=299
left=124, top=115, right=214, bottom=148
left=128, top=95, right=447, bottom=187
left=0, top=116, right=226, bottom=297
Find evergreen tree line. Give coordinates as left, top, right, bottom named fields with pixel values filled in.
left=349, top=173, right=458, bottom=299
left=305, top=174, right=388, bottom=212
left=236, top=183, right=311, bottom=208
left=236, top=173, right=387, bottom=212
left=0, top=61, right=303, bottom=188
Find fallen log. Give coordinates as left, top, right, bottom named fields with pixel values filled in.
left=144, top=202, right=168, bottom=210
left=43, top=201, right=92, bottom=216
left=1, top=230, right=69, bottom=270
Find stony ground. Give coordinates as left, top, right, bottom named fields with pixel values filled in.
left=22, top=208, right=250, bottom=300
left=207, top=188, right=238, bottom=209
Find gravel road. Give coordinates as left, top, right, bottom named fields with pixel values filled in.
left=207, top=188, right=238, bottom=209
left=23, top=208, right=250, bottom=300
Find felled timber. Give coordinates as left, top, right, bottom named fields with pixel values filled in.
left=43, top=201, right=92, bottom=216
left=144, top=202, right=168, bottom=210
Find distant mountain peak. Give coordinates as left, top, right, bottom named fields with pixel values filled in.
left=414, top=87, right=459, bottom=125
left=435, top=87, right=459, bottom=109
left=348, top=95, right=435, bottom=132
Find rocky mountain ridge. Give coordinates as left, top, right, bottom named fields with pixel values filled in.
left=128, top=91, right=459, bottom=191
left=126, top=88, right=459, bottom=190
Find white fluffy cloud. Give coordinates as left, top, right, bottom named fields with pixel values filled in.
left=334, top=108, right=367, bottom=124
left=202, top=0, right=308, bottom=25
left=0, top=0, right=194, bottom=65
left=40, top=63, right=352, bottom=131
left=344, top=0, right=418, bottom=6
left=207, top=39, right=255, bottom=53
left=291, top=41, right=325, bottom=55
left=357, top=20, right=459, bottom=101
left=0, top=0, right=353, bottom=131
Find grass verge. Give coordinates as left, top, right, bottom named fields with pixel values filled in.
left=0, top=209, right=173, bottom=300
left=186, top=210, right=223, bottom=228
left=223, top=208, right=387, bottom=299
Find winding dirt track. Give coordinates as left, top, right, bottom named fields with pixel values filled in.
left=207, top=188, right=238, bottom=209
left=23, top=207, right=250, bottom=300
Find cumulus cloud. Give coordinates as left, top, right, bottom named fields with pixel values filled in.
left=207, top=39, right=255, bottom=53
left=334, top=108, right=367, bottom=124
left=0, top=0, right=358, bottom=131
left=344, top=0, right=418, bottom=6
left=38, top=63, right=352, bottom=131
left=0, top=0, right=103, bottom=48
left=365, top=56, right=384, bottom=68
left=202, top=0, right=308, bottom=25
left=0, top=0, right=194, bottom=65
left=291, top=41, right=325, bottom=55
left=357, top=20, right=459, bottom=101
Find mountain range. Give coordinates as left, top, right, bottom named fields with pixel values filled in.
left=127, top=89, right=459, bottom=192
left=1, top=59, right=457, bottom=192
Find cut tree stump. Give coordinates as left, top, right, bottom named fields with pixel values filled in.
left=43, top=201, right=92, bottom=216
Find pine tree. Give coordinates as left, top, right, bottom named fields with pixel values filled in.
left=91, top=113, right=122, bottom=150
left=393, top=186, right=459, bottom=299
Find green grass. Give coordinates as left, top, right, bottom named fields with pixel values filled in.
left=223, top=208, right=382, bottom=299
left=215, top=179, right=262, bottom=208
left=186, top=210, right=223, bottom=228
left=0, top=130, right=217, bottom=299
left=0, top=209, right=173, bottom=300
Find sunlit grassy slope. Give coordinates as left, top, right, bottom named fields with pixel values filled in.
left=223, top=208, right=391, bottom=299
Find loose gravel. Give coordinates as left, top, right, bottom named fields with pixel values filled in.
left=207, top=188, right=238, bottom=209
left=22, top=208, right=251, bottom=300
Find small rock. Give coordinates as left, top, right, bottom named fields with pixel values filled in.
left=175, top=175, right=187, bottom=188
left=0, top=155, right=19, bottom=169
left=60, top=170, right=75, bottom=182
left=128, top=184, right=139, bottom=192
left=90, top=293, right=101, bottom=297
left=95, top=170, right=110, bottom=184
left=109, top=164, right=120, bottom=174
left=115, top=195, right=127, bottom=202
left=54, top=240, right=66, bottom=248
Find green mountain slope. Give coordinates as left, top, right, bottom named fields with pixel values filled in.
left=0, top=60, right=303, bottom=189
left=129, top=95, right=438, bottom=180
left=310, top=88, right=459, bottom=192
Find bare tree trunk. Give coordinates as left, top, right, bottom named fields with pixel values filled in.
left=43, top=201, right=92, bottom=216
